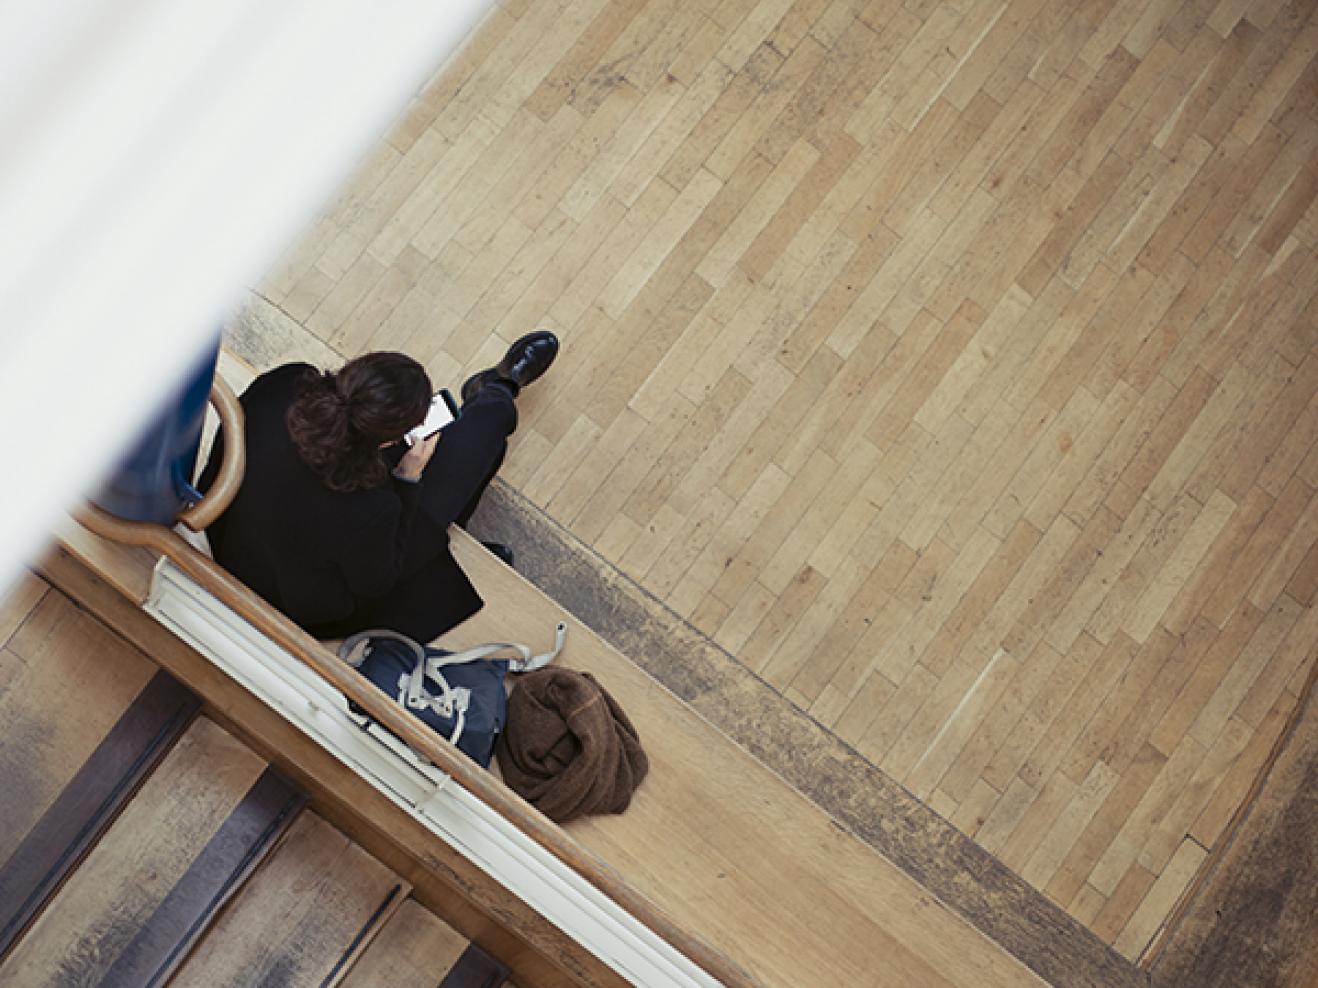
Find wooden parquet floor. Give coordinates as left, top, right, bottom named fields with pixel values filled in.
left=254, top=0, right=1318, bottom=965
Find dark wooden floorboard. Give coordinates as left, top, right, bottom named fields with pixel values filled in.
left=170, top=811, right=406, bottom=988
left=0, top=670, right=198, bottom=957
left=438, top=943, right=512, bottom=988
left=99, top=766, right=305, bottom=987
left=319, top=882, right=406, bottom=987
left=337, top=897, right=472, bottom=988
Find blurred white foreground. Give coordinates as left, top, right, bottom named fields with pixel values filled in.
left=0, top=0, right=489, bottom=594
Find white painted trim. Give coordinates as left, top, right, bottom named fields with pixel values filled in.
left=145, top=557, right=721, bottom=988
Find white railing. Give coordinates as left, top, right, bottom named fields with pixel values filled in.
left=145, top=557, right=725, bottom=988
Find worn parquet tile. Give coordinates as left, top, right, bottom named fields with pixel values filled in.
left=252, top=0, right=1318, bottom=964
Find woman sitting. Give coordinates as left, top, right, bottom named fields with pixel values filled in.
left=200, top=331, right=558, bottom=643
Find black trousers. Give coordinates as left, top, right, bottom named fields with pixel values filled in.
left=310, top=381, right=517, bottom=642
left=402, top=380, right=518, bottom=574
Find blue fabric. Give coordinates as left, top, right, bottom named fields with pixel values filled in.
left=357, top=638, right=507, bottom=767
left=96, top=337, right=221, bottom=523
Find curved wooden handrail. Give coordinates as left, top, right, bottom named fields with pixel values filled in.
left=73, top=503, right=757, bottom=988
left=178, top=376, right=245, bottom=532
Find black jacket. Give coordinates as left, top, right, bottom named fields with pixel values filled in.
left=200, top=363, right=482, bottom=640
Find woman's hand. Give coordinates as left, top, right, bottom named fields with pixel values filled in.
left=395, top=432, right=439, bottom=481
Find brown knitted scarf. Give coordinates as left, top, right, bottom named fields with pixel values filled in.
left=496, top=668, right=649, bottom=824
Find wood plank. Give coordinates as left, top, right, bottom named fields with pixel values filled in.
left=0, top=573, right=46, bottom=652
left=340, top=898, right=470, bottom=988
left=439, top=944, right=514, bottom=988
left=171, top=813, right=405, bottom=987
left=0, top=719, right=292, bottom=985
left=1150, top=681, right=1318, bottom=986
left=0, top=670, right=199, bottom=957
left=98, top=766, right=305, bottom=986
left=0, top=591, right=161, bottom=867
left=1113, top=837, right=1206, bottom=960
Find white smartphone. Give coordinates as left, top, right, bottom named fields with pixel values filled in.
left=404, top=388, right=458, bottom=446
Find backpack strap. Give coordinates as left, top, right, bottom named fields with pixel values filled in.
left=426, top=621, right=568, bottom=675
left=339, top=621, right=567, bottom=674
left=337, top=628, right=437, bottom=711
left=338, top=628, right=423, bottom=669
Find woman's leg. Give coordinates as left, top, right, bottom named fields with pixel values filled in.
left=425, top=380, right=517, bottom=526
left=398, top=381, right=518, bottom=573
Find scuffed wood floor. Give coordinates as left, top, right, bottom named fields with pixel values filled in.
left=256, top=0, right=1318, bottom=963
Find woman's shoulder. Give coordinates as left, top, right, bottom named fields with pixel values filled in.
left=241, top=362, right=316, bottom=409
left=249, top=362, right=316, bottom=391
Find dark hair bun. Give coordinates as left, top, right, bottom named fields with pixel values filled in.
left=287, top=353, right=431, bottom=492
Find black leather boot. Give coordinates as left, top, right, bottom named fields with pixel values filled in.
left=480, top=541, right=514, bottom=567
left=461, top=330, right=559, bottom=403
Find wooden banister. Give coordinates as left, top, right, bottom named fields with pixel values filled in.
left=178, top=376, right=245, bottom=532
left=74, top=503, right=756, bottom=988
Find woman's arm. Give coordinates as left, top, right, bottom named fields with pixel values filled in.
left=337, top=431, right=439, bottom=599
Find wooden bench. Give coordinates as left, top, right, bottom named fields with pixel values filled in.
left=45, top=348, right=1045, bottom=988
left=447, top=534, right=1046, bottom=988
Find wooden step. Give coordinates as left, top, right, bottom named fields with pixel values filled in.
left=0, top=586, right=200, bottom=956
left=341, top=898, right=510, bottom=988
left=1, top=575, right=517, bottom=987
left=170, top=811, right=408, bottom=986
left=0, top=716, right=303, bottom=986
left=39, top=550, right=575, bottom=987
